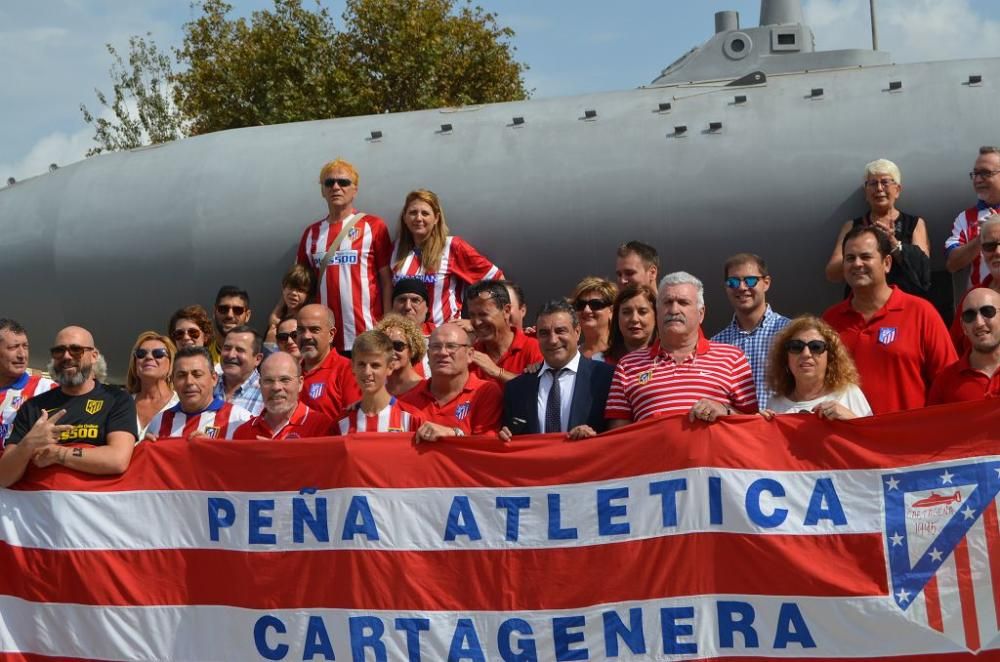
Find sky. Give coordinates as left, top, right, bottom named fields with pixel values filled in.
left=2, top=0, right=999, bottom=182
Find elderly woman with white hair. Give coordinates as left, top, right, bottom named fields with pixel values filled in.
left=825, top=158, right=931, bottom=297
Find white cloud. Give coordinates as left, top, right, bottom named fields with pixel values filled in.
left=805, top=0, right=1000, bottom=62
left=0, top=123, right=94, bottom=183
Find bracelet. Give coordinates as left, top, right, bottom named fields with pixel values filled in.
left=452, top=427, right=465, bottom=437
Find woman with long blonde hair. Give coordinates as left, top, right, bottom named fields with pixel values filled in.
left=126, top=331, right=179, bottom=438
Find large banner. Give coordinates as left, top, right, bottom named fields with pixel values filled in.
left=2, top=401, right=1000, bottom=661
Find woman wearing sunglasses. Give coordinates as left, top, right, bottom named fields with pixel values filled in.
left=125, top=331, right=179, bottom=439
left=762, top=316, right=872, bottom=420
left=570, top=276, right=617, bottom=362
left=167, top=305, right=213, bottom=350
left=376, top=314, right=428, bottom=397
left=607, top=284, right=657, bottom=364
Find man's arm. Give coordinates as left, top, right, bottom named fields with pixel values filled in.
left=33, top=431, right=135, bottom=475
left=945, top=237, right=981, bottom=272
left=607, top=419, right=630, bottom=430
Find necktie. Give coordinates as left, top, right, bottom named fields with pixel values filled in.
left=544, top=368, right=565, bottom=433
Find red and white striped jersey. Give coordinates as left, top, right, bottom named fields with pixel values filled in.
left=297, top=212, right=393, bottom=351
left=0, top=373, right=57, bottom=446
left=336, top=398, right=422, bottom=434
left=392, top=236, right=503, bottom=325
left=944, top=202, right=1000, bottom=287
left=147, top=398, right=252, bottom=440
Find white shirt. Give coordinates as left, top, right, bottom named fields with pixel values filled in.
left=768, top=384, right=873, bottom=417
left=536, top=352, right=581, bottom=433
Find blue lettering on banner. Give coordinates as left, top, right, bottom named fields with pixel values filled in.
left=718, top=601, right=759, bottom=648
left=597, top=487, right=631, bottom=535
left=497, top=619, right=537, bottom=662
left=207, top=497, right=236, bottom=541
left=444, top=496, right=482, bottom=541
left=448, top=619, right=485, bottom=661
left=552, top=616, right=587, bottom=661
left=745, top=478, right=788, bottom=528
left=649, top=478, right=687, bottom=527
left=249, top=499, right=277, bottom=545
left=660, top=607, right=697, bottom=655
left=602, top=608, right=646, bottom=656
left=293, top=492, right=330, bottom=543
left=342, top=496, right=380, bottom=541
left=803, top=477, right=847, bottom=526
left=774, top=603, right=816, bottom=648
left=496, top=496, right=531, bottom=542
left=253, top=615, right=289, bottom=660
left=349, top=616, right=386, bottom=662
left=708, top=476, right=723, bottom=524
left=395, top=618, right=430, bottom=662
left=547, top=493, right=578, bottom=540
left=303, top=615, right=335, bottom=660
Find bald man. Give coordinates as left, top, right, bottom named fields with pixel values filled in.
left=234, top=352, right=334, bottom=439
left=929, top=288, right=1000, bottom=404
left=0, top=326, right=136, bottom=486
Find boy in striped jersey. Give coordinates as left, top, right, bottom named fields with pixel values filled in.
left=336, top=331, right=421, bottom=435
left=146, top=347, right=251, bottom=440
left=0, top=319, right=56, bottom=446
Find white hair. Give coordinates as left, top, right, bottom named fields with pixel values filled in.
left=658, top=271, right=705, bottom=307
left=980, top=213, right=1000, bottom=235
left=864, top=158, right=901, bottom=185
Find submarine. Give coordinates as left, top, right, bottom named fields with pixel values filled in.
left=2, top=0, right=996, bottom=379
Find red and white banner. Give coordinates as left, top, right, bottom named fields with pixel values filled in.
left=2, top=400, right=1000, bottom=661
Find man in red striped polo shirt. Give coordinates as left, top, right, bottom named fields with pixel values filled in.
left=606, top=272, right=758, bottom=427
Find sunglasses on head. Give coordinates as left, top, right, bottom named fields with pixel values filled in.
left=134, top=348, right=169, bottom=360
left=725, top=276, right=762, bottom=289
left=573, top=298, right=610, bottom=312
left=961, top=305, right=998, bottom=324
left=323, top=177, right=353, bottom=188
left=50, top=344, right=94, bottom=359
left=216, top=304, right=246, bottom=316
left=276, top=331, right=297, bottom=343
left=785, top=339, right=828, bottom=355
left=171, top=328, right=202, bottom=341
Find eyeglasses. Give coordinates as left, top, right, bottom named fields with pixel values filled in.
left=171, top=328, right=202, bottom=341
left=323, top=177, right=353, bottom=188
left=50, top=344, right=94, bottom=358
left=216, top=304, right=246, bottom=316
left=864, top=178, right=896, bottom=189
left=134, top=348, right=169, bottom=360
left=725, top=276, right=763, bottom=289
left=427, top=342, right=470, bottom=354
left=961, top=305, right=998, bottom=324
left=970, top=170, right=1000, bottom=180
left=982, top=241, right=1000, bottom=253
left=785, top=339, right=828, bottom=355
left=573, top=298, right=611, bottom=312
left=391, top=340, right=408, bottom=352
left=276, top=331, right=297, bottom=343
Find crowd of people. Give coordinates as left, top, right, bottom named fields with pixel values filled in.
left=2, top=148, right=1000, bottom=486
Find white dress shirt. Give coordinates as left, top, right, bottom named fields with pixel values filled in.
left=536, top=352, right=581, bottom=433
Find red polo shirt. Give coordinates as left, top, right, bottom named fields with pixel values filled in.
left=400, top=373, right=502, bottom=435
left=299, top=350, right=362, bottom=421
left=927, top=354, right=1000, bottom=405
left=823, top=286, right=956, bottom=415
left=472, top=327, right=543, bottom=385
left=233, top=402, right=334, bottom=440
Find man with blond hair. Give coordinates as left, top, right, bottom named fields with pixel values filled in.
left=297, top=158, right=394, bottom=353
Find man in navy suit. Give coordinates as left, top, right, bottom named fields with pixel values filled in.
left=499, top=300, right=614, bottom=440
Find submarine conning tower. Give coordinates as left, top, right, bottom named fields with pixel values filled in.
left=648, top=0, right=891, bottom=86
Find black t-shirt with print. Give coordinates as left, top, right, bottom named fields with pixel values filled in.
left=8, top=382, right=137, bottom=446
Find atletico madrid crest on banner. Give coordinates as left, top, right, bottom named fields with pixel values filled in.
left=883, top=460, right=1000, bottom=652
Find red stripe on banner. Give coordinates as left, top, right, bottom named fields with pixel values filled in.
left=0, top=533, right=887, bottom=610
left=985, top=499, right=1000, bottom=629
left=8, top=399, right=1000, bottom=493
left=924, top=575, right=943, bottom=632
left=954, top=537, right=982, bottom=652
left=0, top=655, right=94, bottom=661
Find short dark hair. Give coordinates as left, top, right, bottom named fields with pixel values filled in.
left=215, top=285, right=250, bottom=307
left=174, top=345, right=213, bottom=371
left=979, top=145, right=1000, bottom=156
left=224, top=324, right=263, bottom=355
left=616, top=240, right=660, bottom=269
left=842, top=225, right=893, bottom=258
left=0, top=318, right=26, bottom=336
left=502, top=280, right=526, bottom=310
left=723, top=253, right=770, bottom=278
left=536, top=299, right=578, bottom=328
left=465, top=280, right=511, bottom=309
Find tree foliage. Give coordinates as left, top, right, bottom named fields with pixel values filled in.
left=82, top=0, right=529, bottom=152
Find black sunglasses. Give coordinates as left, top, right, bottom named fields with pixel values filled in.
left=982, top=241, right=1000, bottom=253
left=276, top=331, right=297, bottom=343
left=785, top=339, right=828, bottom=355
left=171, top=328, right=201, bottom=340
left=323, top=177, right=353, bottom=188
left=216, top=304, right=246, bottom=316
left=391, top=340, right=408, bottom=352
left=135, top=348, right=169, bottom=360
left=50, top=344, right=94, bottom=359
left=573, top=298, right=610, bottom=311
left=961, top=305, right=998, bottom=324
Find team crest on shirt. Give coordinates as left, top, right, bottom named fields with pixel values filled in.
left=309, top=383, right=324, bottom=399
left=203, top=426, right=220, bottom=439
left=9, top=396, right=22, bottom=411
left=84, top=399, right=104, bottom=415
left=348, top=227, right=361, bottom=241
left=883, top=460, right=1000, bottom=651
left=878, top=327, right=897, bottom=345
left=636, top=369, right=654, bottom=384
left=455, top=403, right=471, bottom=420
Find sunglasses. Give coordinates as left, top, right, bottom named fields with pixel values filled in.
left=785, top=339, right=828, bottom=355
left=725, top=276, right=763, bottom=289
left=961, top=305, right=998, bottom=324
left=276, top=331, right=297, bottom=343
left=216, top=304, right=246, bottom=316
left=573, top=298, right=610, bottom=312
left=323, top=177, right=353, bottom=188
left=50, top=344, right=94, bottom=358
left=391, top=340, right=408, bottom=352
left=982, top=241, right=1000, bottom=253
left=134, top=348, right=169, bottom=360
left=171, top=328, right=202, bottom=341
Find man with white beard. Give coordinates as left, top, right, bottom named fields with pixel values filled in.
left=0, top=326, right=136, bottom=486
